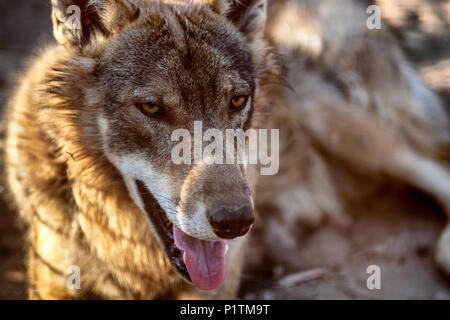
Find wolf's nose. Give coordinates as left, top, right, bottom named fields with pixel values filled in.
left=209, top=204, right=254, bottom=239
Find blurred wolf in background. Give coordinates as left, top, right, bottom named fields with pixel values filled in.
left=3, top=0, right=450, bottom=299
left=252, top=0, right=450, bottom=277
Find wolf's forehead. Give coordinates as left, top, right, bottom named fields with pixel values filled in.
left=98, top=4, right=256, bottom=101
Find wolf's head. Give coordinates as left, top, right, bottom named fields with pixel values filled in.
left=50, top=0, right=275, bottom=290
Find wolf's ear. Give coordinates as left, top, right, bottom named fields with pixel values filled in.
left=51, top=0, right=140, bottom=48
left=210, top=0, right=267, bottom=40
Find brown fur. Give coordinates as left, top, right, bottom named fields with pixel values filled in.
left=6, top=45, right=188, bottom=299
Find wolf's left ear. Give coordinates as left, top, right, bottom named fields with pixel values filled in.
left=51, top=0, right=140, bottom=48
left=210, top=0, right=267, bottom=40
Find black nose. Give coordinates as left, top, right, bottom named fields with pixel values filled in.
left=209, top=204, right=254, bottom=239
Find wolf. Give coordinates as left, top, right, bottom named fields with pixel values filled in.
left=4, top=0, right=281, bottom=299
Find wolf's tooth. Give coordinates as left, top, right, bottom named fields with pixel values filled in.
left=182, top=251, right=186, bottom=264
left=225, top=243, right=229, bottom=255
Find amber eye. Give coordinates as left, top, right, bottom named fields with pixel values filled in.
left=137, top=103, right=161, bottom=116
left=230, top=96, right=248, bottom=109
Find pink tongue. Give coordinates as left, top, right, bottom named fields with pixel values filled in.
left=173, top=225, right=227, bottom=290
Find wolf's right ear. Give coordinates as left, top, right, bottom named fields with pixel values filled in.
left=51, top=0, right=140, bottom=49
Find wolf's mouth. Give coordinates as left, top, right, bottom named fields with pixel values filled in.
left=135, top=180, right=190, bottom=281
left=135, top=180, right=227, bottom=290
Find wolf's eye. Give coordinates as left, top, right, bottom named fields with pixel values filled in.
left=230, top=96, right=248, bottom=109
left=136, top=103, right=161, bottom=116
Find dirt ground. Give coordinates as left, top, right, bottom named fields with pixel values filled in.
left=0, top=0, right=449, bottom=300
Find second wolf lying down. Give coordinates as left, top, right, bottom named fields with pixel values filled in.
left=4, top=0, right=450, bottom=299
left=254, top=0, right=450, bottom=276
